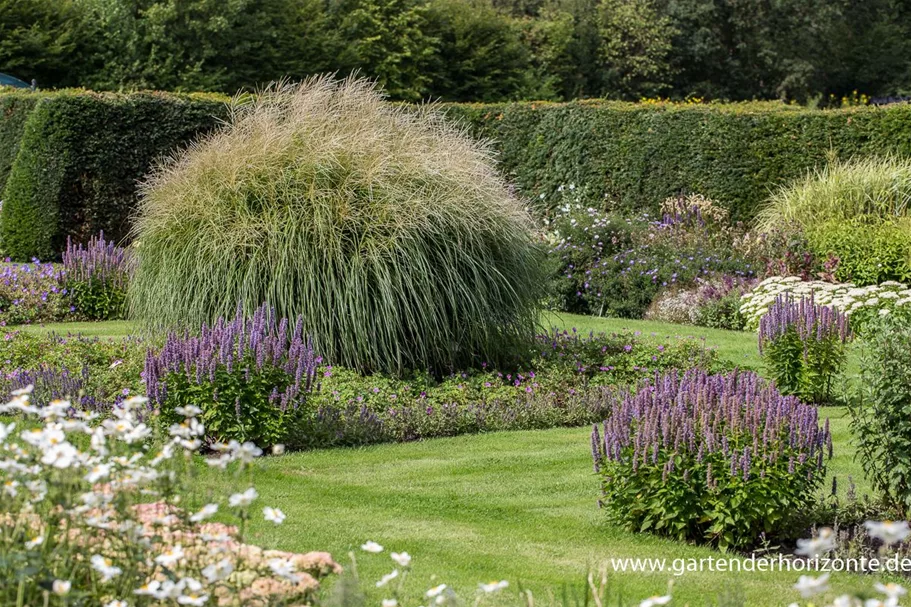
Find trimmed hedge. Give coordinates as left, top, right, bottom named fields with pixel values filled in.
left=0, top=92, right=44, bottom=196
left=0, top=91, right=229, bottom=261
left=4, top=94, right=911, bottom=260
left=445, top=100, right=911, bottom=220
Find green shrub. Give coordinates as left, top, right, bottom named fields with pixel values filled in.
left=591, top=369, right=832, bottom=550
left=556, top=196, right=757, bottom=319
left=758, top=156, right=911, bottom=286
left=444, top=101, right=911, bottom=221
left=0, top=91, right=42, bottom=197
left=0, top=90, right=228, bottom=260
left=849, top=315, right=911, bottom=516
left=130, top=77, right=545, bottom=375
left=758, top=295, right=851, bottom=405
left=61, top=232, right=133, bottom=320
left=0, top=330, right=146, bottom=408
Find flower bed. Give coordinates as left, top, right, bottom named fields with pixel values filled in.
left=740, top=276, right=911, bottom=332
left=0, top=388, right=341, bottom=606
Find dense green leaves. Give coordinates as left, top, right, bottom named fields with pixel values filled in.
left=447, top=101, right=911, bottom=221
left=5, top=0, right=911, bottom=102
left=849, top=315, right=911, bottom=516
left=0, top=91, right=228, bottom=260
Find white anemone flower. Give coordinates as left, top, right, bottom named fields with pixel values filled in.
left=202, top=558, right=234, bottom=583
left=639, top=596, right=671, bottom=607
left=382, top=600, right=398, bottom=607
left=391, top=552, right=412, bottom=567
left=361, top=540, right=384, bottom=553
left=268, top=557, right=300, bottom=583
left=795, top=527, right=837, bottom=557
left=480, top=581, right=509, bottom=593
left=263, top=506, right=286, bottom=524
left=155, top=544, right=186, bottom=567
left=189, top=503, right=219, bottom=522
left=228, top=487, right=258, bottom=508
left=426, top=585, right=448, bottom=598
left=51, top=580, right=71, bottom=596
left=376, top=570, right=399, bottom=588
left=864, top=520, right=911, bottom=545
left=794, top=573, right=829, bottom=598
left=874, top=582, right=908, bottom=599
left=91, top=554, right=123, bottom=582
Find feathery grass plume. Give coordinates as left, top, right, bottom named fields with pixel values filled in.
left=129, top=76, right=544, bottom=375
left=757, top=155, right=911, bottom=284
left=758, top=154, right=911, bottom=230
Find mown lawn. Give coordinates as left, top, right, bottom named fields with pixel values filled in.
left=10, top=314, right=881, bottom=604
left=194, top=409, right=873, bottom=607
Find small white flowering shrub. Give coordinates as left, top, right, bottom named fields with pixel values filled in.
left=0, top=388, right=340, bottom=606
left=740, top=276, right=911, bottom=333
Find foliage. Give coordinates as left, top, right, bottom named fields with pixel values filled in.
left=333, top=0, right=438, bottom=101
left=758, top=156, right=911, bottom=285
left=0, top=92, right=42, bottom=197
left=62, top=232, right=133, bottom=320
left=130, top=77, right=545, bottom=375
left=0, top=259, right=71, bottom=325
left=758, top=295, right=850, bottom=405
left=542, top=191, right=646, bottom=314
left=543, top=193, right=756, bottom=319
left=290, top=328, right=724, bottom=449
left=591, top=369, right=832, bottom=550
left=447, top=101, right=911, bottom=222
left=146, top=304, right=318, bottom=447
left=849, top=315, right=911, bottom=516
left=0, top=0, right=85, bottom=88
left=0, top=330, right=146, bottom=409
left=0, top=90, right=228, bottom=261
left=0, top=388, right=341, bottom=606
left=424, top=0, right=534, bottom=102
left=740, top=276, right=911, bottom=334
left=596, top=0, right=674, bottom=99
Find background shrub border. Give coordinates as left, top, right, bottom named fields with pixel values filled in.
left=4, top=92, right=911, bottom=259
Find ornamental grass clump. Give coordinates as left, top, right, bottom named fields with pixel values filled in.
left=757, top=155, right=911, bottom=285
left=145, top=304, right=318, bottom=446
left=591, top=369, right=832, bottom=550
left=130, top=76, right=544, bottom=375
left=759, top=294, right=850, bottom=405
left=62, top=232, right=134, bottom=320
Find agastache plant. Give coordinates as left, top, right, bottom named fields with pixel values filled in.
left=591, top=369, right=832, bottom=550
left=145, top=304, right=318, bottom=446
left=62, top=232, right=134, bottom=320
left=758, top=294, right=850, bottom=404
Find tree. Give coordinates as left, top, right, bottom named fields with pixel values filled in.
left=0, top=0, right=84, bottom=87
left=598, top=0, right=675, bottom=99
left=330, top=0, right=438, bottom=101
left=424, top=0, right=534, bottom=101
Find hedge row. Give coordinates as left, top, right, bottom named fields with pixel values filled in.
left=445, top=100, right=911, bottom=220
left=3, top=94, right=911, bottom=260
left=0, top=92, right=45, bottom=196
left=0, top=91, right=229, bottom=261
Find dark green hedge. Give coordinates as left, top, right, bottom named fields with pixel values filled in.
left=0, top=91, right=229, bottom=261
left=0, top=92, right=44, bottom=196
left=445, top=100, right=911, bottom=220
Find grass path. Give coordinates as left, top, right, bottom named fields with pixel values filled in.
left=196, top=410, right=873, bottom=607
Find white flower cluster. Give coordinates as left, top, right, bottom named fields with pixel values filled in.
left=791, top=522, right=910, bottom=606
left=0, top=386, right=339, bottom=606
left=740, top=276, right=911, bottom=330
